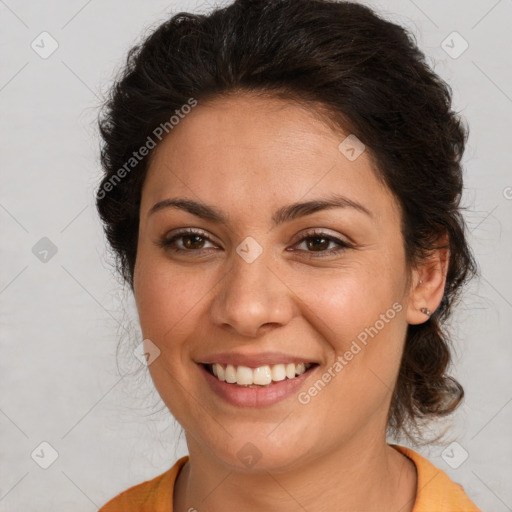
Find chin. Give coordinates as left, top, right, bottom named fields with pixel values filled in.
left=220, top=442, right=308, bottom=474
left=195, top=420, right=316, bottom=474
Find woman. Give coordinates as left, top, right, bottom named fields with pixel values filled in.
left=96, top=0, right=481, bottom=510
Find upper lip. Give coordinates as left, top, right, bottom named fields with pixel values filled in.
left=197, top=352, right=318, bottom=368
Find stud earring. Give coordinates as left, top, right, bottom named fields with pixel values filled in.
left=420, top=307, right=431, bottom=316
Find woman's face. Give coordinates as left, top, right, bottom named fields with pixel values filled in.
left=134, top=94, right=417, bottom=471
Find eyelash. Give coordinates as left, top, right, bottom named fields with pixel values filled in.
left=157, top=228, right=352, bottom=258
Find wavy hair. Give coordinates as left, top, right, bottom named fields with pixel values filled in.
left=96, top=0, right=478, bottom=441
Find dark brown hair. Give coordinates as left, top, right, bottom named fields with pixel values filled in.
left=96, top=0, right=478, bottom=441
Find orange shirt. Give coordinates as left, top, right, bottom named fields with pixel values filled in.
left=98, top=444, right=482, bottom=511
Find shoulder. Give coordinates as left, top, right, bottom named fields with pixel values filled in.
left=391, top=444, right=482, bottom=512
left=98, top=456, right=189, bottom=512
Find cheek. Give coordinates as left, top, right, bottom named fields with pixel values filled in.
left=134, top=255, right=211, bottom=341
left=292, top=266, right=407, bottom=385
left=291, top=266, right=398, bottom=340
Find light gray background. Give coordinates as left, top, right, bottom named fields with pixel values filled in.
left=1, top=0, right=511, bottom=510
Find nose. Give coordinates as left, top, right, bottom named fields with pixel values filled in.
left=209, top=249, right=296, bottom=338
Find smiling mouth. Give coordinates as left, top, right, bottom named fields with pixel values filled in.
left=203, top=362, right=317, bottom=387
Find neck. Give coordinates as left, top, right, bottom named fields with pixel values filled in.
left=173, top=435, right=417, bottom=512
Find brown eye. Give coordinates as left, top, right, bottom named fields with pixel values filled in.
left=305, top=236, right=331, bottom=251
left=292, top=230, right=353, bottom=258
left=181, top=234, right=206, bottom=250
left=157, top=228, right=217, bottom=254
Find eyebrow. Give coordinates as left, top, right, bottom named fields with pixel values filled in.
left=148, top=193, right=373, bottom=227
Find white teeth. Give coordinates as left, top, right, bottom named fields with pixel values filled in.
left=225, top=364, right=237, bottom=383
left=271, top=364, right=286, bottom=382
left=208, top=362, right=313, bottom=386
left=253, top=365, right=272, bottom=385
left=215, top=364, right=225, bottom=381
left=236, top=365, right=253, bottom=385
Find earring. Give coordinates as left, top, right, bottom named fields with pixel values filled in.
left=418, top=280, right=430, bottom=315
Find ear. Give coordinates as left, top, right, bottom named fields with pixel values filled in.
left=406, top=232, right=450, bottom=325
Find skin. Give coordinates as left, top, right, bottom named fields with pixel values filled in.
left=133, top=93, right=449, bottom=512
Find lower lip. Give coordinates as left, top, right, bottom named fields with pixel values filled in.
left=199, top=364, right=317, bottom=407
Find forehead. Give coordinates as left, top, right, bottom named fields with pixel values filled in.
left=141, top=93, right=398, bottom=222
